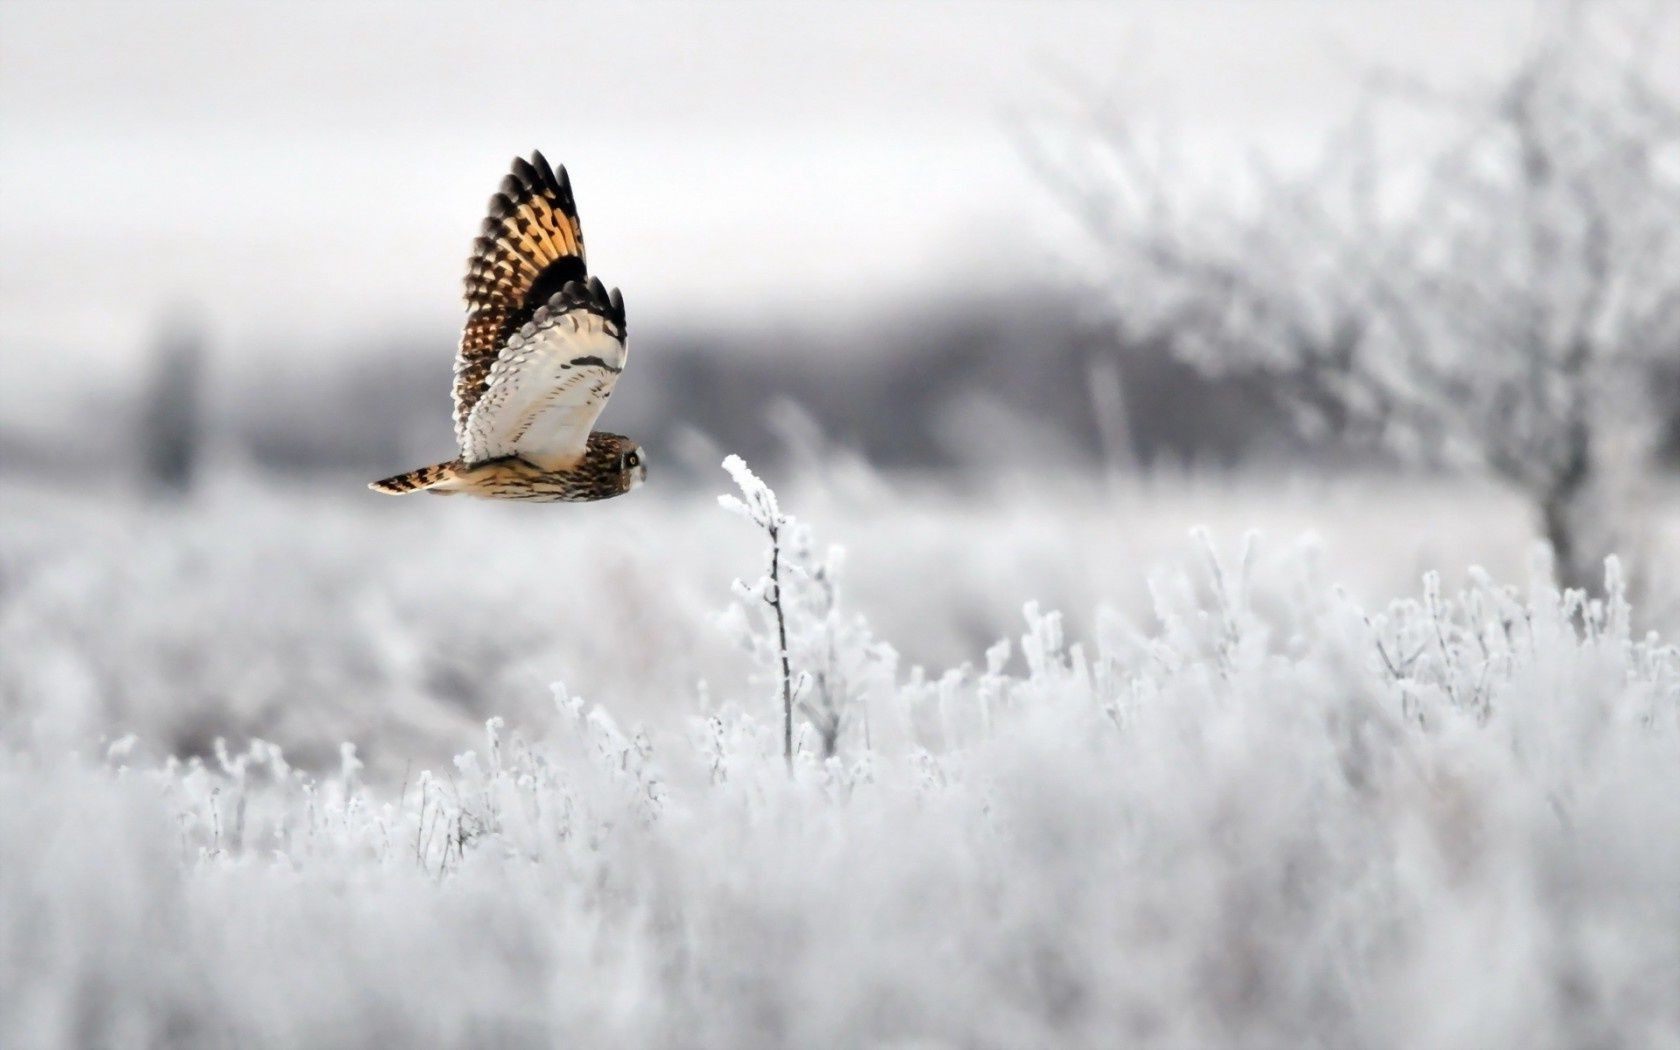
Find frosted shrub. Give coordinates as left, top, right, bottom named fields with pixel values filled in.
left=719, top=455, right=896, bottom=765
left=1035, top=8, right=1680, bottom=594
left=1, top=467, right=1677, bottom=1048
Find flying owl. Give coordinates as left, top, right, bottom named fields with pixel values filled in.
left=370, top=151, right=646, bottom=502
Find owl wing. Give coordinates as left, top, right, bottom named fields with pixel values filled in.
left=453, top=151, right=590, bottom=448
left=459, top=277, right=629, bottom=470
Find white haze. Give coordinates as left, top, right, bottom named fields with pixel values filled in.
left=0, top=2, right=1549, bottom=374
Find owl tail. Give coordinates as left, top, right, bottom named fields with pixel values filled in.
left=368, top=460, right=462, bottom=495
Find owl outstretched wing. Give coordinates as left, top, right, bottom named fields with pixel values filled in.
left=458, top=276, right=628, bottom=470
left=454, top=151, right=588, bottom=445
left=452, top=152, right=628, bottom=470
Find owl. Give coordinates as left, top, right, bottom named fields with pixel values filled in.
left=371, top=152, right=646, bottom=502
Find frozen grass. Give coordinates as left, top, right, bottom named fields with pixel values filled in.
left=8, top=465, right=1675, bottom=770
left=2, top=465, right=1679, bottom=1047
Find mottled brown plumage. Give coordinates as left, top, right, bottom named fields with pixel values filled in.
left=371, top=152, right=644, bottom=503
left=456, top=151, right=586, bottom=438
left=371, top=433, right=646, bottom=503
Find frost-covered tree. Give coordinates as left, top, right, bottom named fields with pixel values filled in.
left=1036, top=8, right=1680, bottom=591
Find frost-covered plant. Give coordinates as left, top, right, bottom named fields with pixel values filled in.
left=6, top=461, right=1680, bottom=1046
left=720, top=455, right=895, bottom=766
left=719, top=455, right=797, bottom=767
left=4, top=531, right=1679, bottom=1047
left=1033, top=6, right=1680, bottom=592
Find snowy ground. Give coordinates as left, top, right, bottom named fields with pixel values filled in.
left=2, top=464, right=1678, bottom=1047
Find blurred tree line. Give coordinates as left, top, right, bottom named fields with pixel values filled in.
left=211, top=297, right=1331, bottom=481
left=128, top=271, right=1674, bottom=495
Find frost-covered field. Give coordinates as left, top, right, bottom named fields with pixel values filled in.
left=3, top=466, right=1679, bottom=1048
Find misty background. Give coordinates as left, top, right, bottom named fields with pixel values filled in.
left=3, top=0, right=1678, bottom=750
left=10, top=1, right=1657, bottom=484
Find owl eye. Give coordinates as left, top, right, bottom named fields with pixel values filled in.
left=625, top=452, right=640, bottom=468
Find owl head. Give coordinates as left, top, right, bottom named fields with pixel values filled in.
left=581, top=432, right=647, bottom=499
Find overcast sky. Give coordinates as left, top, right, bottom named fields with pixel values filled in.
left=0, top=0, right=1647, bottom=382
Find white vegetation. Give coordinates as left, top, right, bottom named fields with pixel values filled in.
left=1032, top=6, right=1680, bottom=593
left=3, top=462, right=1677, bottom=1048
left=720, top=453, right=895, bottom=763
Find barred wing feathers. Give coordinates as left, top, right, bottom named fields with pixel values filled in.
left=459, top=277, right=629, bottom=471
left=453, top=151, right=589, bottom=445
